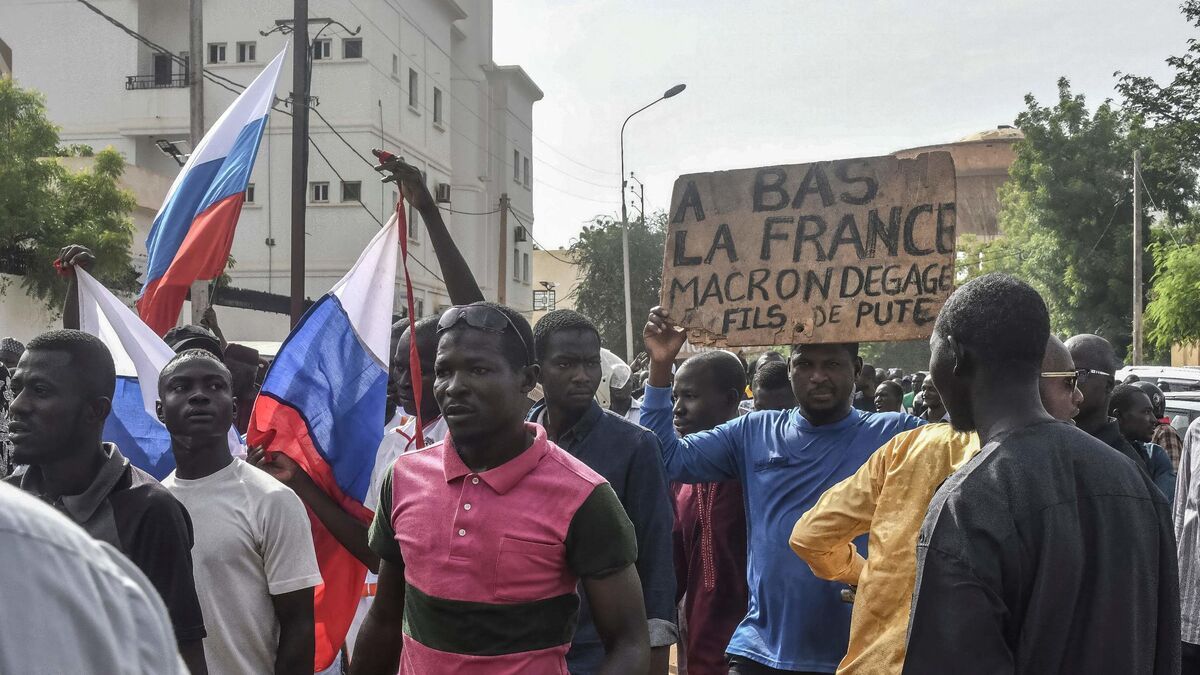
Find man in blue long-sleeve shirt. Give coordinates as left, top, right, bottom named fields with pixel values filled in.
left=643, top=307, right=922, bottom=674
left=530, top=310, right=677, bottom=674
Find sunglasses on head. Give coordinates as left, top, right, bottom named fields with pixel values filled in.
left=436, top=304, right=531, bottom=365
left=1040, top=371, right=1079, bottom=389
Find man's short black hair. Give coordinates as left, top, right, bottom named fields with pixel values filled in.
left=1110, top=383, right=1151, bottom=415
left=934, top=273, right=1049, bottom=375
left=158, top=349, right=232, bottom=394
left=877, top=380, right=903, bottom=399
left=442, top=302, right=534, bottom=370
left=791, top=342, right=859, bottom=360
left=754, top=360, right=790, bottom=390
left=408, top=315, right=442, bottom=351
left=533, top=309, right=600, bottom=362
left=26, top=329, right=116, bottom=399
left=681, top=350, right=747, bottom=394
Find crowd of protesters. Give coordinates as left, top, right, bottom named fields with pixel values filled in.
left=0, top=183, right=1194, bottom=675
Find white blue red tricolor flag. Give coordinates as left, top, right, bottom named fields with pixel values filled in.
left=137, top=48, right=287, bottom=335
left=248, top=212, right=400, bottom=671
left=76, top=269, right=240, bottom=479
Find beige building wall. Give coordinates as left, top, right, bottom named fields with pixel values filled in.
left=0, top=37, right=11, bottom=78
left=530, top=248, right=582, bottom=326
left=894, top=126, right=1022, bottom=240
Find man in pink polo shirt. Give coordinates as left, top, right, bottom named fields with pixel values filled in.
left=353, top=302, right=650, bottom=675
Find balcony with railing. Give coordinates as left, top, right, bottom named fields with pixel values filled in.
left=125, top=72, right=188, bottom=90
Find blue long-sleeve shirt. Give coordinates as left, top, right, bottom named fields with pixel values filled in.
left=641, top=384, right=923, bottom=672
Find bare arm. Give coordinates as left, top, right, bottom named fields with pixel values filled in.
left=248, top=448, right=380, bottom=572
left=55, top=245, right=96, bottom=329
left=270, top=587, right=315, bottom=675
left=179, top=640, right=208, bottom=675
left=584, top=564, right=650, bottom=675
left=375, top=151, right=484, bottom=305
left=351, top=559, right=406, bottom=674
left=649, top=646, right=670, bottom=675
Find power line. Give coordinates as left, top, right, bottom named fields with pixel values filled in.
left=507, top=208, right=574, bottom=265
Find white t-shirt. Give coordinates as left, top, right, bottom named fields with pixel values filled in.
left=343, top=416, right=450, bottom=658
left=163, top=458, right=322, bottom=675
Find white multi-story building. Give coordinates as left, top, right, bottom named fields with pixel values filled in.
left=0, top=0, right=540, bottom=341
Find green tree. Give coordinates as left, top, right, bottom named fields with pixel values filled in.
left=570, top=212, right=667, bottom=358
left=1145, top=240, right=1200, bottom=350
left=1118, top=0, right=1200, bottom=162
left=0, top=78, right=138, bottom=310
left=1118, top=1, right=1200, bottom=353
left=961, top=78, right=1193, bottom=359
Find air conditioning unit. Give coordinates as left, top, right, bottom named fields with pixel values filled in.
left=435, top=183, right=451, bottom=203
left=514, top=226, right=528, bottom=243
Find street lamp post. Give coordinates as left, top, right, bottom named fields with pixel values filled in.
left=620, top=83, right=685, bottom=362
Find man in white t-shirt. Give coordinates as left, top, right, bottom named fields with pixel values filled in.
left=159, top=350, right=322, bottom=675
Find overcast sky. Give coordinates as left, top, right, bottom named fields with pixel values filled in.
left=492, top=0, right=1194, bottom=250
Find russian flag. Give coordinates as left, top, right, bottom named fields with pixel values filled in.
left=137, top=48, right=287, bottom=335
left=248, top=213, right=399, bottom=671
left=76, top=268, right=241, bottom=479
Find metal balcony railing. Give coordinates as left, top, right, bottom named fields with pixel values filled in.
left=125, top=73, right=188, bottom=90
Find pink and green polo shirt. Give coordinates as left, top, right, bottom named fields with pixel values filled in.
left=368, top=422, right=637, bottom=674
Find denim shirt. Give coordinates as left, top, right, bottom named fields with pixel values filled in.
left=528, top=400, right=677, bottom=674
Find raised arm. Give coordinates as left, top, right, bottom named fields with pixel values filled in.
left=640, top=307, right=742, bottom=483
left=55, top=245, right=96, bottom=329
left=375, top=151, right=484, bottom=305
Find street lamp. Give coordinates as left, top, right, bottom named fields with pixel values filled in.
left=620, top=83, right=685, bottom=361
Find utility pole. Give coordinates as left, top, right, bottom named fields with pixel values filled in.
left=629, top=172, right=645, bottom=223
left=497, top=194, right=509, bottom=304
left=188, top=0, right=209, bottom=324
left=1132, top=149, right=1144, bottom=366
left=289, top=0, right=309, bottom=327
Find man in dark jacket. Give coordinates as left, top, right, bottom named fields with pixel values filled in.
left=905, top=275, right=1180, bottom=674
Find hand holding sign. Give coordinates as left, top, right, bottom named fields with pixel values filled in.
left=660, top=152, right=956, bottom=347
left=643, top=306, right=689, bottom=364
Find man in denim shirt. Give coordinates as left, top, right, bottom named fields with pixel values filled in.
left=529, top=310, right=677, bottom=674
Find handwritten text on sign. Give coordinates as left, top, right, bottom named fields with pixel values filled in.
left=660, top=152, right=956, bottom=346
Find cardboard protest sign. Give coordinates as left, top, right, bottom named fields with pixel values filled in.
left=660, top=152, right=956, bottom=347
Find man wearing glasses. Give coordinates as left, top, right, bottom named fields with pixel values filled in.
left=1066, top=334, right=1149, bottom=469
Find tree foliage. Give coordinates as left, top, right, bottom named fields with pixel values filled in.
left=0, top=78, right=138, bottom=310
left=570, top=212, right=667, bottom=358
left=959, top=78, right=1194, bottom=359
left=1118, top=1, right=1200, bottom=352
